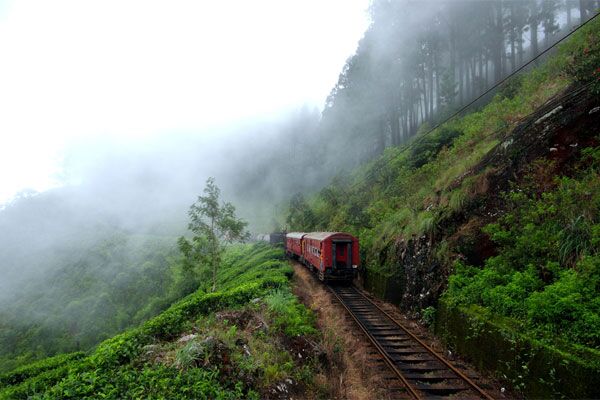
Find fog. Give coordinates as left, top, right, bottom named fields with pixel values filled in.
left=0, top=0, right=369, bottom=312
left=0, top=0, right=369, bottom=204
left=0, top=107, right=320, bottom=301
left=0, top=103, right=327, bottom=364
left=2, top=0, right=593, bottom=368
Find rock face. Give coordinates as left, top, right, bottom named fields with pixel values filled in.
left=368, top=83, right=600, bottom=315
left=396, top=236, right=442, bottom=314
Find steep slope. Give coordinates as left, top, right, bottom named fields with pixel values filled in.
left=284, top=14, right=600, bottom=398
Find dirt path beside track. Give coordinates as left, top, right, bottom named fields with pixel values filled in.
left=291, top=261, right=395, bottom=400
left=291, top=261, right=517, bottom=400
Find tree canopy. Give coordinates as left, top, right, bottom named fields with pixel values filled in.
left=178, top=178, right=249, bottom=291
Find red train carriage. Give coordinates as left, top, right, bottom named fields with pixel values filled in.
left=302, top=232, right=359, bottom=281
left=285, top=232, right=306, bottom=259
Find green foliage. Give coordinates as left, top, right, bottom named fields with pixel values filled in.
left=421, top=306, right=436, bottom=327
left=563, top=14, right=600, bottom=93
left=281, top=17, right=600, bottom=357
left=0, top=243, right=317, bottom=399
left=497, top=74, right=524, bottom=100
left=408, top=127, right=463, bottom=169
left=283, top=11, right=600, bottom=265
left=264, top=288, right=317, bottom=337
left=0, top=233, right=186, bottom=373
left=179, top=177, right=249, bottom=292
left=41, top=365, right=244, bottom=400
left=444, top=146, right=600, bottom=349
left=286, top=193, right=317, bottom=231
left=0, top=352, right=84, bottom=389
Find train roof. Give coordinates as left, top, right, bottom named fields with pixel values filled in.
left=286, top=232, right=307, bottom=239
left=304, top=232, right=356, bottom=241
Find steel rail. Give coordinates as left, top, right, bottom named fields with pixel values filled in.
left=351, top=286, right=494, bottom=400
left=329, top=284, right=495, bottom=400
left=328, top=285, right=422, bottom=400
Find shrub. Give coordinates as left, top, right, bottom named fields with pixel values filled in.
left=1, top=243, right=300, bottom=399
left=443, top=146, right=600, bottom=349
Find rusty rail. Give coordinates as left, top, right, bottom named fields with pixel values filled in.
left=328, top=284, right=494, bottom=400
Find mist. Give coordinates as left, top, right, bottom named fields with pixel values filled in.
left=0, top=106, right=327, bottom=369
left=2, top=0, right=589, bottom=371
left=0, top=0, right=369, bottom=320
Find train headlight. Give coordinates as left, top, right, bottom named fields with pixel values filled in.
left=352, top=264, right=358, bottom=269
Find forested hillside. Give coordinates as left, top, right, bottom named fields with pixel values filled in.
left=0, top=244, right=326, bottom=399
left=306, top=0, right=600, bottom=172
left=0, top=232, right=190, bottom=373
left=1, top=1, right=598, bottom=398
left=284, top=6, right=600, bottom=398
left=0, top=108, right=321, bottom=371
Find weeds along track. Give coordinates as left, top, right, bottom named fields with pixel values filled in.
left=328, top=284, right=494, bottom=400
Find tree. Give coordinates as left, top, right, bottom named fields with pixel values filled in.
left=529, top=0, right=540, bottom=58
left=286, top=193, right=316, bottom=231
left=178, top=177, right=249, bottom=292
left=541, top=0, right=560, bottom=48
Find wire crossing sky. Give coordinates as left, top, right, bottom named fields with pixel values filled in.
left=0, top=0, right=370, bottom=204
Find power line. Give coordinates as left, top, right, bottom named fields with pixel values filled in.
left=346, top=12, right=599, bottom=191
left=353, top=82, right=593, bottom=194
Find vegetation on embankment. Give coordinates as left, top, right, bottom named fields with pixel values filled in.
left=0, top=243, right=327, bottom=399
left=285, top=9, right=600, bottom=376
left=443, top=151, right=600, bottom=350
left=437, top=148, right=600, bottom=398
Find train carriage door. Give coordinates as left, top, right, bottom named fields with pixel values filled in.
left=332, top=242, right=336, bottom=270
left=333, top=240, right=351, bottom=270
left=346, top=242, right=352, bottom=269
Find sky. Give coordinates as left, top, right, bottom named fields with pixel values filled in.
left=0, top=0, right=370, bottom=205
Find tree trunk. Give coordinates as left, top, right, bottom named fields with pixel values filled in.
left=493, top=2, right=504, bottom=81
left=485, top=56, right=489, bottom=85
left=458, top=57, right=464, bottom=104
left=478, top=49, right=484, bottom=93
left=376, top=118, right=386, bottom=154
left=530, top=2, right=539, bottom=59
left=390, top=107, right=400, bottom=146
left=465, top=59, right=471, bottom=100
left=472, top=58, right=477, bottom=97
left=509, top=2, right=516, bottom=72
left=579, top=0, right=587, bottom=22
left=210, top=218, right=217, bottom=292
left=428, top=61, right=434, bottom=120
left=421, top=67, right=428, bottom=122
left=212, top=258, right=217, bottom=292
left=517, top=29, right=524, bottom=66
left=450, top=27, right=457, bottom=103
left=435, top=53, right=440, bottom=114
left=509, top=31, right=516, bottom=71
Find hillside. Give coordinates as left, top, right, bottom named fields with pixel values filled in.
left=0, top=244, right=329, bottom=399
left=284, top=13, right=600, bottom=398
left=1, top=3, right=599, bottom=399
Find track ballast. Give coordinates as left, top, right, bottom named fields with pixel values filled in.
left=328, top=284, right=494, bottom=400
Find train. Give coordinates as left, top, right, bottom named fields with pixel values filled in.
left=285, top=232, right=359, bottom=282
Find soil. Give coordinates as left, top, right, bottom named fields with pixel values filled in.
left=292, top=261, right=522, bottom=400
left=292, top=261, right=400, bottom=400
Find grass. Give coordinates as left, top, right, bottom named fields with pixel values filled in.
left=0, top=243, right=321, bottom=399
left=443, top=146, right=600, bottom=351
left=284, top=13, right=600, bottom=278
left=281, top=10, right=600, bottom=359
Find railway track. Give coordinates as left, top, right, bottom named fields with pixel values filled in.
left=328, top=284, right=494, bottom=400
